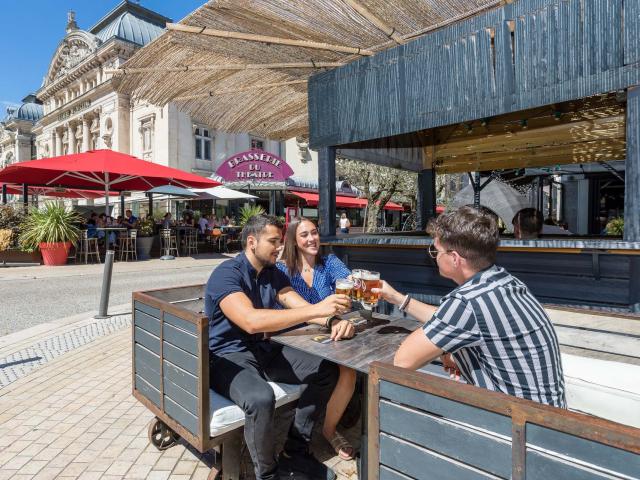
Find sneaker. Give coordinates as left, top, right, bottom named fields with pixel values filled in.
left=278, top=451, right=336, bottom=480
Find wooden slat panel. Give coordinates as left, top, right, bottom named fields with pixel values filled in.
left=164, top=396, right=198, bottom=436
left=144, top=285, right=204, bottom=303
left=135, top=326, right=160, bottom=355
left=135, top=375, right=160, bottom=407
left=379, top=434, right=503, bottom=480
left=379, top=401, right=511, bottom=478
left=163, top=322, right=198, bottom=356
left=379, top=381, right=512, bottom=437
left=134, top=309, right=161, bottom=337
left=379, top=466, right=414, bottom=480
left=164, top=312, right=198, bottom=335
left=164, top=378, right=198, bottom=417
left=526, top=424, right=640, bottom=478
left=624, top=0, right=640, bottom=66
left=134, top=301, right=160, bottom=319
left=526, top=450, right=625, bottom=480
left=163, top=360, right=198, bottom=396
left=134, top=344, right=160, bottom=375
left=163, top=342, right=198, bottom=375
left=134, top=355, right=161, bottom=390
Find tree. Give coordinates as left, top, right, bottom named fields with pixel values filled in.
left=336, top=157, right=417, bottom=232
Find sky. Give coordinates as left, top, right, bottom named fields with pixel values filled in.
left=0, top=0, right=205, bottom=110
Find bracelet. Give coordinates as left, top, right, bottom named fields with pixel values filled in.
left=325, top=315, right=337, bottom=329
left=399, top=294, right=411, bottom=312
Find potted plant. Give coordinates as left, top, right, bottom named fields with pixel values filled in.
left=0, top=205, right=42, bottom=264
left=136, top=218, right=157, bottom=260
left=19, top=203, right=82, bottom=266
left=238, top=204, right=266, bottom=227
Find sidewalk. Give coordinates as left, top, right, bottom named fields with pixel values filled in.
left=0, top=310, right=359, bottom=480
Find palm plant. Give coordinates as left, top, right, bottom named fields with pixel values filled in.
left=19, top=203, right=82, bottom=251
left=238, top=204, right=266, bottom=227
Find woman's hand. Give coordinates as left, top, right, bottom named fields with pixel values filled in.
left=371, top=280, right=404, bottom=306
left=330, top=319, right=355, bottom=341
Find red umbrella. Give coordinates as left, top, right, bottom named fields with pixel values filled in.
left=0, top=150, right=220, bottom=214
left=1, top=183, right=119, bottom=199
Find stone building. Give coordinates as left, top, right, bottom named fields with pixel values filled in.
left=0, top=95, right=43, bottom=168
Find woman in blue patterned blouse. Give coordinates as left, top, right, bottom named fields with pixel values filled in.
left=277, top=217, right=357, bottom=460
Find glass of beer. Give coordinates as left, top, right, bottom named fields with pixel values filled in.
left=351, top=269, right=366, bottom=302
left=335, top=278, right=354, bottom=296
left=361, top=271, right=381, bottom=310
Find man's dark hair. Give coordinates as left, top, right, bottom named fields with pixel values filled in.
left=427, top=206, right=499, bottom=269
left=241, top=214, right=283, bottom=248
left=512, top=208, right=543, bottom=239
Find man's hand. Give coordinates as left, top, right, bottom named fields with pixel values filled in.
left=371, top=280, right=404, bottom=306
left=313, top=294, right=351, bottom=318
left=330, top=319, right=355, bottom=341
left=441, top=353, right=461, bottom=381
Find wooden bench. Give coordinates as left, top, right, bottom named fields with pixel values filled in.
left=132, top=285, right=303, bottom=480
left=368, top=362, right=640, bottom=480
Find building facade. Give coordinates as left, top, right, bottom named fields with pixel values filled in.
left=0, top=95, right=43, bottom=168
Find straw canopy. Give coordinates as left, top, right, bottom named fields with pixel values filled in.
left=115, top=0, right=502, bottom=140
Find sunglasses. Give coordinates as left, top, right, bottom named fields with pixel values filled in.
left=428, top=244, right=455, bottom=259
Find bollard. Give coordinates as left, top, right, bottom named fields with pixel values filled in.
left=95, top=250, right=115, bottom=319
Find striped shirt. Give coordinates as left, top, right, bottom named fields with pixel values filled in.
left=423, top=265, right=566, bottom=408
left=276, top=254, right=351, bottom=304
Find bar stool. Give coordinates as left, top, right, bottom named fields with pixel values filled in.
left=160, top=229, right=179, bottom=257
left=184, top=229, right=198, bottom=255
left=119, top=229, right=138, bottom=261
left=76, top=230, right=101, bottom=264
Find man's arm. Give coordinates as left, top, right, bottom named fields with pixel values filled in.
left=219, top=290, right=348, bottom=334
left=374, top=281, right=437, bottom=323
left=394, top=329, right=443, bottom=370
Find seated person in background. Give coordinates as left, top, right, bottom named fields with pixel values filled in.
left=198, top=214, right=210, bottom=234
left=205, top=215, right=354, bottom=480
left=124, top=209, right=138, bottom=229
left=542, top=216, right=571, bottom=235
left=182, top=212, right=195, bottom=227
left=115, top=215, right=124, bottom=227
left=374, top=206, right=566, bottom=408
left=278, top=217, right=357, bottom=460
left=210, top=214, right=220, bottom=227
left=161, top=212, right=174, bottom=229
left=512, top=207, right=543, bottom=239
left=221, top=215, right=231, bottom=226
left=86, top=218, right=98, bottom=238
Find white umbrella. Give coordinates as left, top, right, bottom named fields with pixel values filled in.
left=452, top=180, right=531, bottom=230
left=191, top=185, right=258, bottom=200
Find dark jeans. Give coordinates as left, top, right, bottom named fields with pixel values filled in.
left=210, top=343, right=339, bottom=480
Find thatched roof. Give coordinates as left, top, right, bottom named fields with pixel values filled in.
left=115, top=0, right=502, bottom=140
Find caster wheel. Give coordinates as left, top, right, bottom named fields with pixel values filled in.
left=148, top=417, right=179, bottom=451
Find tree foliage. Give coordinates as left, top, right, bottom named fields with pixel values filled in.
left=336, top=158, right=417, bottom=232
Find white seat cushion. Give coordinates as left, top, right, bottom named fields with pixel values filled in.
left=209, top=382, right=303, bottom=437
left=562, top=353, right=640, bottom=428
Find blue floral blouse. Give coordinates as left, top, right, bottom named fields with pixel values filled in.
left=276, top=254, right=351, bottom=304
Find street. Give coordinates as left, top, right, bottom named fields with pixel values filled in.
left=0, top=254, right=231, bottom=335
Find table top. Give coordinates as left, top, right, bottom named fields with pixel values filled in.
left=96, top=226, right=127, bottom=231
left=271, top=310, right=421, bottom=374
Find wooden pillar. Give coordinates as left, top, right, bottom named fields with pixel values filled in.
left=625, top=86, right=640, bottom=242
left=416, top=169, right=436, bottom=231
left=318, top=147, right=337, bottom=237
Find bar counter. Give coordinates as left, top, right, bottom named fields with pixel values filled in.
left=321, top=234, right=640, bottom=312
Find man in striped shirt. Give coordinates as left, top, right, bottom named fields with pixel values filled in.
left=375, top=206, right=566, bottom=408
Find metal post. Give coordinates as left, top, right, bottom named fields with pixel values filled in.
left=416, top=169, right=436, bottom=230
left=147, top=192, right=153, bottom=218
left=120, top=193, right=125, bottom=217
left=95, top=250, right=115, bottom=319
left=318, top=147, right=337, bottom=237
left=22, top=184, right=28, bottom=212
left=473, top=172, right=481, bottom=208
left=1, top=184, right=6, bottom=205
left=625, top=86, right=640, bottom=241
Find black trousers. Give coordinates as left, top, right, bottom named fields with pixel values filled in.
left=210, top=342, right=339, bottom=480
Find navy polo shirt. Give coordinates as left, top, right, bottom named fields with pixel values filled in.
left=205, top=252, right=291, bottom=356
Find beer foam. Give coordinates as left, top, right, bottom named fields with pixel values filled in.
left=335, top=279, right=353, bottom=289
left=362, top=272, right=380, bottom=281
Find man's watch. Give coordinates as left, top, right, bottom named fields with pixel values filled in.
left=325, top=315, right=338, bottom=329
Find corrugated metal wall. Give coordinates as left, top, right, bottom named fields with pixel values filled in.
left=309, top=0, right=640, bottom=149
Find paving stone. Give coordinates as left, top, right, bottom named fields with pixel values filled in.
left=105, top=460, right=134, bottom=476
left=153, top=455, right=181, bottom=471
left=145, top=472, right=171, bottom=480
left=172, top=460, right=198, bottom=475
left=31, top=467, right=64, bottom=480
left=123, top=463, right=152, bottom=478
left=58, top=461, right=89, bottom=477
left=16, top=460, right=48, bottom=475
left=3, top=455, right=32, bottom=470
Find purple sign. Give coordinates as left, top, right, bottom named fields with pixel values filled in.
left=216, top=149, right=294, bottom=182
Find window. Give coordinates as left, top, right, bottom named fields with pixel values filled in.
left=139, top=115, right=155, bottom=160
left=251, top=138, right=265, bottom=150
left=195, top=126, right=212, bottom=160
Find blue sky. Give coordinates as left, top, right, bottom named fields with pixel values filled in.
left=0, top=0, right=205, bottom=109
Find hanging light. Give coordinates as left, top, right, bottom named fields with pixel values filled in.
left=480, top=118, right=488, bottom=127
left=520, top=119, right=528, bottom=129
left=553, top=110, right=562, bottom=121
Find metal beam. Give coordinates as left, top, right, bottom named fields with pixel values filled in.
left=416, top=169, right=436, bottom=230
left=625, top=86, right=640, bottom=242
left=318, top=147, right=337, bottom=237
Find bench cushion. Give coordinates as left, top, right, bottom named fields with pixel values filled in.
left=209, top=382, right=302, bottom=437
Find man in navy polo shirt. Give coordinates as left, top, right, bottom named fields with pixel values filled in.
left=205, top=215, right=354, bottom=480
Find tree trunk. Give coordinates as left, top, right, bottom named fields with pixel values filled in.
left=366, top=204, right=381, bottom=232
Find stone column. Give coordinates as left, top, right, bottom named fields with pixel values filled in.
left=318, top=147, right=337, bottom=237
left=50, top=130, right=57, bottom=157
left=55, top=128, right=63, bottom=155
left=82, top=117, right=90, bottom=152
left=68, top=123, right=76, bottom=154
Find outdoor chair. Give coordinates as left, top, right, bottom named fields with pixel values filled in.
left=160, top=229, right=179, bottom=257
left=76, top=230, right=101, bottom=264
left=118, top=229, right=138, bottom=262
left=184, top=229, right=198, bottom=255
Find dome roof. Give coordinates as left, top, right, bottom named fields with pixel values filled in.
left=5, top=101, right=43, bottom=123
left=92, top=2, right=169, bottom=47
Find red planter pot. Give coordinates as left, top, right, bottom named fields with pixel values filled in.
left=39, top=242, right=71, bottom=266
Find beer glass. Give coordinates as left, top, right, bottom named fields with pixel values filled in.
left=335, top=278, right=354, bottom=296
left=362, top=271, right=381, bottom=310
left=351, top=269, right=366, bottom=301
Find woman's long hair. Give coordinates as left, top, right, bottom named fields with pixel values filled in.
left=281, top=217, right=324, bottom=277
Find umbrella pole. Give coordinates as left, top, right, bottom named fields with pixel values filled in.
left=104, top=172, right=110, bottom=217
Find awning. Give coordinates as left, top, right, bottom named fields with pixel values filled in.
left=290, top=191, right=403, bottom=211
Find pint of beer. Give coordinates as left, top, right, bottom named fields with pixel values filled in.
left=351, top=269, right=366, bottom=301
left=335, top=278, right=354, bottom=296
left=362, top=271, right=381, bottom=309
